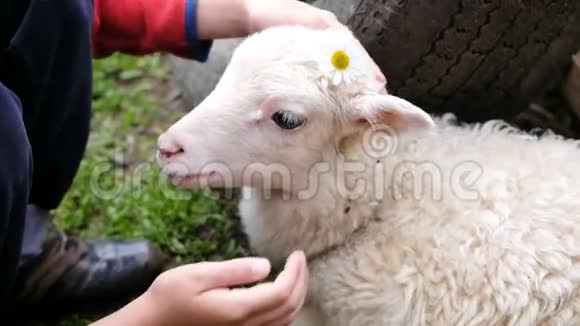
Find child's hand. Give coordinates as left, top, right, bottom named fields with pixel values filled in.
left=245, top=0, right=341, bottom=33
left=91, top=250, right=309, bottom=326
left=197, top=0, right=342, bottom=39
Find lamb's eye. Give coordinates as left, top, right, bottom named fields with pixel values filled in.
left=272, top=111, right=305, bottom=130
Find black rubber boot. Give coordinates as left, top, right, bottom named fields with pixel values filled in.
left=5, top=218, right=168, bottom=320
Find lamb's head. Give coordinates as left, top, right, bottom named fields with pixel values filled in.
left=157, top=25, right=434, bottom=192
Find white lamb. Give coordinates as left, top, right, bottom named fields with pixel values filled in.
left=156, top=25, right=580, bottom=326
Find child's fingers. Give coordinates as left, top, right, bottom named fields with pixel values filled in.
left=199, top=251, right=305, bottom=321
left=251, top=252, right=309, bottom=325
left=234, top=250, right=304, bottom=309
left=319, top=9, right=342, bottom=28
left=306, top=8, right=341, bottom=29
left=185, top=257, right=272, bottom=292
left=282, top=259, right=309, bottom=324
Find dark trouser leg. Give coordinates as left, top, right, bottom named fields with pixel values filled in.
left=7, top=85, right=166, bottom=309
left=17, top=78, right=92, bottom=267
left=0, top=82, right=33, bottom=299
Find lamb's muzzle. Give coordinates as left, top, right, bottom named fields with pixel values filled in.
left=157, top=131, right=184, bottom=160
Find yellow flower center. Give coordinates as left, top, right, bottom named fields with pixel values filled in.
left=331, top=50, right=350, bottom=71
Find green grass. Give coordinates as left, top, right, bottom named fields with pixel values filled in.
left=51, top=53, right=248, bottom=325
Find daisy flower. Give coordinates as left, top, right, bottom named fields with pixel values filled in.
left=317, top=37, right=370, bottom=87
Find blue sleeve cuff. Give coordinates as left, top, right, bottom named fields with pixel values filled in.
left=185, top=0, right=213, bottom=62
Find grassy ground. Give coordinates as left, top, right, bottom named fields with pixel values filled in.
left=50, top=53, right=248, bottom=325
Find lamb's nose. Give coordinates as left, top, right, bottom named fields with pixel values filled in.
left=157, top=133, right=184, bottom=159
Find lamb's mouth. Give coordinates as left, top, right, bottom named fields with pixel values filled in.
left=167, top=171, right=219, bottom=187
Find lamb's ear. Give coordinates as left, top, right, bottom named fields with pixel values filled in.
left=350, top=94, right=435, bottom=132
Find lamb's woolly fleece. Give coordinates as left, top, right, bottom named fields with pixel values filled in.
left=239, top=114, right=580, bottom=326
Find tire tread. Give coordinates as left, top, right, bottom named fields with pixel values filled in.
left=345, top=0, right=580, bottom=122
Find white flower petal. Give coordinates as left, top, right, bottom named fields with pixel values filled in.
left=343, top=74, right=352, bottom=85
left=332, top=72, right=342, bottom=85
left=321, top=66, right=334, bottom=74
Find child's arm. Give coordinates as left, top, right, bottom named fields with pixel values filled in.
left=92, top=0, right=340, bottom=61
left=92, top=0, right=214, bottom=61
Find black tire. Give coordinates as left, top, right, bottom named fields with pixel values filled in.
left=171, top=0, right=580, bottom=123
left=330, top=0, right=580, bottom=122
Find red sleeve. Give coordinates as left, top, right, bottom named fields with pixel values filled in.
left=92, top=0, right=212, bottom=61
